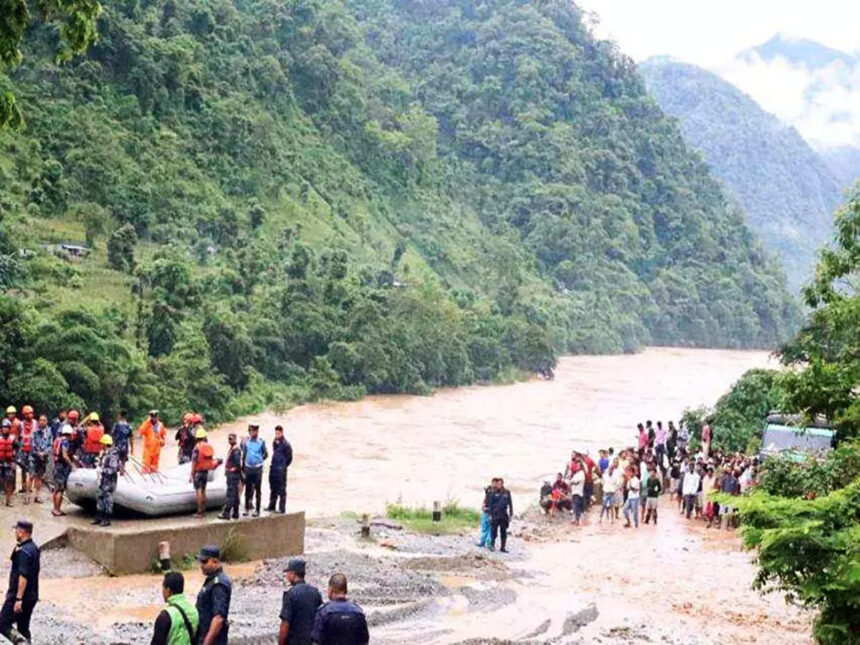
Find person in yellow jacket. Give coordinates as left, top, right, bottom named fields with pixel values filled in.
left=138, top=410, right=166, bottom=474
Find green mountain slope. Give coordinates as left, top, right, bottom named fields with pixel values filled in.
left=639, top=58, right=842, bottom=289
left=0, top=0, right=799, bottom=422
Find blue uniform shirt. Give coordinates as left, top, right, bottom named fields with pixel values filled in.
left=310, top=598, right=369, bottom=645
left=8, top=538, right=39, bottom=602
left=280, top=581, right=322, bottom=645
left=196, top=569, right=232, bottom=645
left=242, top=437, right=268, bottom=469
left=271, top=437, right=293, bottom=471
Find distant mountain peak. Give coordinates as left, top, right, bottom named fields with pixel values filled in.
left=740, top=33, right=856, bottom=68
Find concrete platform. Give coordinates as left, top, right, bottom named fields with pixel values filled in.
left=65, top=512, right=305, bottom=575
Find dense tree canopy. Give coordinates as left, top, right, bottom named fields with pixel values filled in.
left=0, top=0, right=800, bottom=423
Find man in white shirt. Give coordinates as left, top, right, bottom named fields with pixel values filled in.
left=622, top=466, right=640, bottom=528
left=570, top=464, right=586, bottom=525
left=599, top=459, right=622, bottom=524
left=681, top=463, right=701, bottom=519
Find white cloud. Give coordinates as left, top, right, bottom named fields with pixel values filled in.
left=577, top=0, right=860, bottom=149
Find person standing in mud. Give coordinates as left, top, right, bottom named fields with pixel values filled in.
left=279, top=558, right=322, bottom=645
left=622, top=465, right=640, bottom=528
left=94, top=435, right=121, bottom=527
left=196, top=545, right=232, bottom=645
left=0, top=520, right=39, bottom=644
left=218, top=433, right=242, bottom=521
left=241, top=424, right=267, bottom=517
left=488, top=478, right=513, bottom=552
left=0, top=421, right=17, bottom=507
left=267, top=425, right=292, bottom=514
left=51, top=425, right=75, bottom=517
left=29, top=416, right=51, bottom=505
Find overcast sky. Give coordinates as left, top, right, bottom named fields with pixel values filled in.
left=577, top=0, right=860, bottom=148
left=577, top=0, right=859, bottom=67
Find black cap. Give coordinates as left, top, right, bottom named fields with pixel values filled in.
left=248, top=423, right=260, bottom=430
left=197, top=545, right=220, bottom=562
left=285, top=558, right=306, bottom=576
left=13, top=520, right=33, bottom=533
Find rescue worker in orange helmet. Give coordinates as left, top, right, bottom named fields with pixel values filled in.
left=190, top=429, right=222, bottom=518
left=138, top=410, right=166, bottom=474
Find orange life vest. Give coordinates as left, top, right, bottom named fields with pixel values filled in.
left=83, top=424, right=105, bottom=454
left=195, top=443, right=216, bottom=471
left=20, top=420, right=34, bottom=453
left=0, top=436, right=14, bottom=462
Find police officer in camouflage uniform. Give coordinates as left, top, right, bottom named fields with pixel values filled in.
left=218, top=434, right=241, bottom=521
left=196, top=545, right=231, bottom=645
left=94, top=435, right=121, bottom=527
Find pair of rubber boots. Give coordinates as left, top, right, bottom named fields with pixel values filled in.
left=90, top=514, right=112, bottom=527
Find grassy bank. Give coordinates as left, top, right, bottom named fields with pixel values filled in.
left=386, top=502, right=480, bottom=535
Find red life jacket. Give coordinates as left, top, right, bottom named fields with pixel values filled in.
left=52, top=437, right=64, bottom=460
left=0, top=436, right=14, bottom=462
left=195, top=443, right=216, bottom=471
left=20, top=420, right=34, bottom=453
left=83, top=424, right=105, bottom=454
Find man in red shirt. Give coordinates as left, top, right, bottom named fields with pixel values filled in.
left=581, top=452, right=596, bottom=509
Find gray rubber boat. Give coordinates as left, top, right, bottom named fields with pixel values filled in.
left=66, top=458, right=227, bottom=516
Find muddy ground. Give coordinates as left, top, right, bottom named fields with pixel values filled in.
left=7, top=500, right=812, bottom=644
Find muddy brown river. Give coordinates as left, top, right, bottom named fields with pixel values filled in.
left=5, top=347, right=815, bottom=643
left=216, top=347, right=775, bottom=516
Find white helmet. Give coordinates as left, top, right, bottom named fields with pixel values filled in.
left=61, top=424, right=74, bottom=435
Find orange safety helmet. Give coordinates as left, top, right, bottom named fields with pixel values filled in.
left=21, top=405, right=34, bottom=416
left=192, top=413, right=203, bottom=424
left=68, top=409, right=80, bottom=422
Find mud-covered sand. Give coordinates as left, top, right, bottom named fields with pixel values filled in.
left=18, top=504, right=810, bottom=644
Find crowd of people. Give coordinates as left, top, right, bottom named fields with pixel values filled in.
left=0, top=520, right=369, bottom=645
left=536, top=420, right=758, bottom=530
left=0, top=405, right=294, bottom=527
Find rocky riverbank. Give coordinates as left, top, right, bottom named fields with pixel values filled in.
left=18, top=503, right=812, bottom=644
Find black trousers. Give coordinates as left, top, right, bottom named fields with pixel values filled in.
left=0, top=595, right=37, bottom=641
left=268, top=468, right=287, bottom=513
left=490, top=518, right=509, bottom=549
left=245, top=468, right=262, bottom=513
left=223, top=473, right=240, bottom=518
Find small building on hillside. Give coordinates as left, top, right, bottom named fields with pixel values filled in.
left=761, top=412, right=835, bottom=461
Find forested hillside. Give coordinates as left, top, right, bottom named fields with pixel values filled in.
left=639, top=58, right=842, bottom=290
left=0, top=0, right=799, bottom=422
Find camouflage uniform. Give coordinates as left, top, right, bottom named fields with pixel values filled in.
left=96, top=448, right=122, bottom=520
left=220, top=445, right=242, bottom=520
